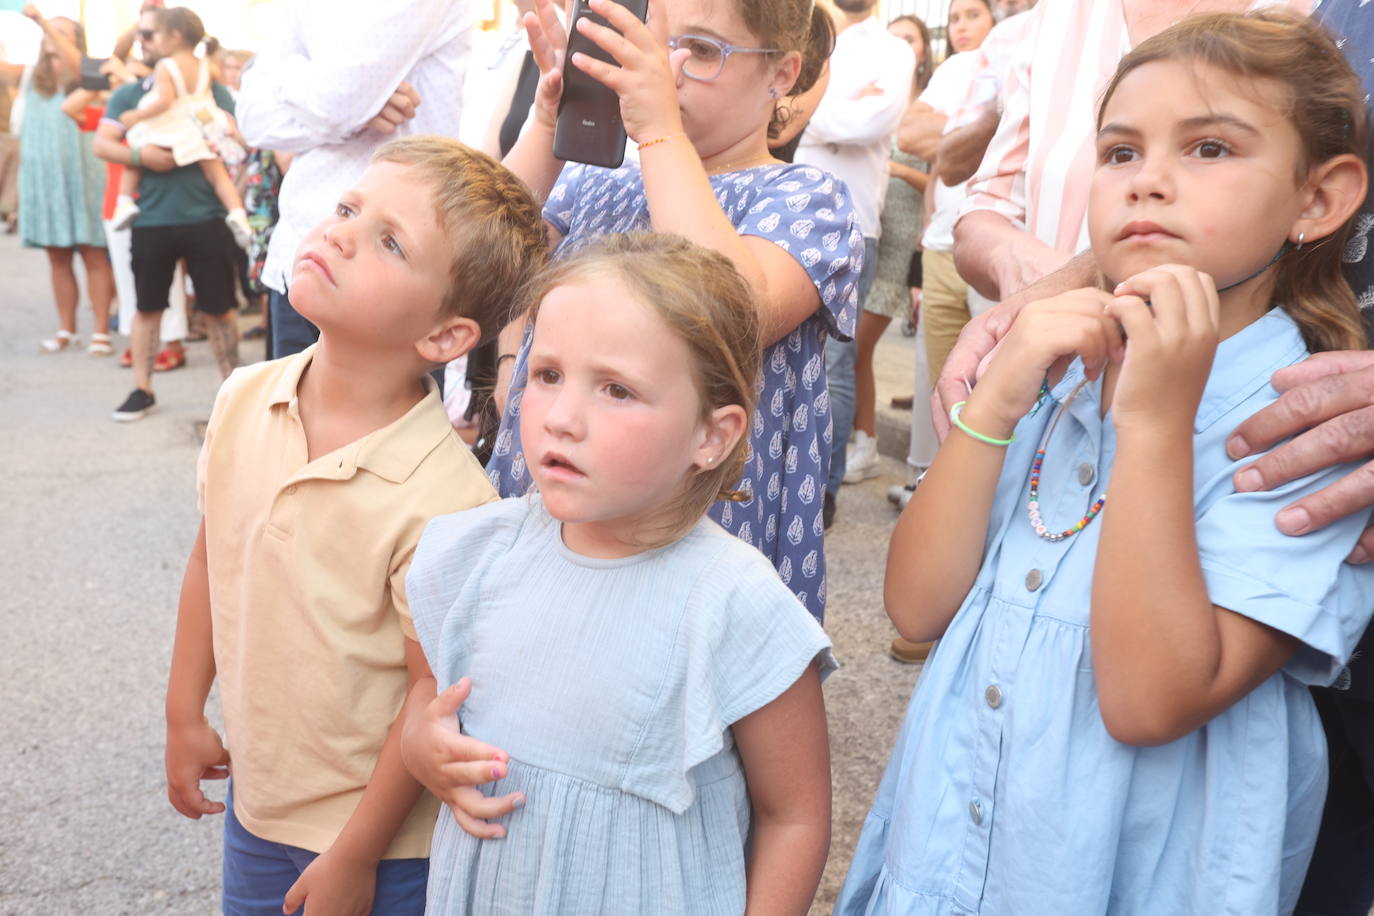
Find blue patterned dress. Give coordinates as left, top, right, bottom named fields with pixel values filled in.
left=485, top=162, right=863, bottom=621
left=17, top=83, right=107, bottom=249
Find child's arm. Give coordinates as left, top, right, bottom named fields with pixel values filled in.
left=887, top=288, right=1124, bottom=640
left=60, top=88, right=98, bottom=126
left=1092, top=266, right=1299, bottom=747
left=399, top=674, right=524, bottom=839
left=731, top=663, right=830, bottom=916
left=281, top=637, right=432, bottom=916
left=501, top=0, right=573, bottom=240
left=165, top=519, right=230, bottom=819
left=572, top=0, right=821, bottom=344
left=120, top=61, right=175, bottom=127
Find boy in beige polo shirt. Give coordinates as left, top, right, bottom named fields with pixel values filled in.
left=163, top=136, right=547, bottom=916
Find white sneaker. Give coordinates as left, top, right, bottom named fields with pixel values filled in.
left=111, top=198, right=140, bottom=231
left=843, top=430, right=881, bottom=484
left=225, top=208, right=253, bottom=251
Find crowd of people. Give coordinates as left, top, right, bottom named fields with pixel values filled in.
left=13, top=0, right=1374, bottom=913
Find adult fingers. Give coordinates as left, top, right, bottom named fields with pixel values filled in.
left=385, top=91, right=417, bottom=122
left=933, top=309, right=1005, bottom=435
left=1269, top=350, right=1374, bottom=394
left=1347, top=524, right=1374, bottom=564
left=1229, top=368, right=1374, bottom=460
left=1269, top=460, right=1374, bottom=536
left=1234, top=407, right=1374, bottom=495
left=395, top=80, right=420, bottom=106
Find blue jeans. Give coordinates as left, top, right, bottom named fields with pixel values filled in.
left=269, top=286, right=319, bottom=359
left=222, top=786, right=427, bottom=915
left=825, top=236, right=879, bottom=496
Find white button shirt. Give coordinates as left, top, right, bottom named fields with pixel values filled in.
left=236, top=0, right=479, bottom=294
left=794, top=17, right=915, bottom=241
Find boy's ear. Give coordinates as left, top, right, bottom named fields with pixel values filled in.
left=1293, top=153, right=1368, bottom=245
left=415, top=315, right=481, bottom=365
left=693, top=404, right=748, bottom=470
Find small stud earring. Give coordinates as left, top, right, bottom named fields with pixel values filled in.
left=769, top=87, right=779, bottom=100
left=707, top=456, right=716, bottom=464
left=1296, top=231, right=1306, bottom=251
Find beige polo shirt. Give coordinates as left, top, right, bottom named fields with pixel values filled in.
left=196, top=346, right=496, bottom=857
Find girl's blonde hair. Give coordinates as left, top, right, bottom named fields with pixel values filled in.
left=1097, top=10, right=1369, bottom=353
left=526, top=233, right=763, bottom=547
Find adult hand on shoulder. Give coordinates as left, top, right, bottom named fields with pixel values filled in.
left=282, top=847, right=375, bottom=916
left=930, top=297, right=1024, bottom=439
left=1228, top=350, right=1374, bottom=561
left=140, top=145, right=177, bottom=172
left=399, top=677, right=524, bottom=840
left=165, top=717, right=230, bottom=819
left=364, top=81, right=421, bottom=136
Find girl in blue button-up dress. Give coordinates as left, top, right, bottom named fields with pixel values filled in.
left=838, top=13, right=1374, bottom=915
left=487, top=0, right=862, bottom=622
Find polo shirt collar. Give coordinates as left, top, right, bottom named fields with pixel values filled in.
left=1049, top=308, right=1308, bottom=433
left=269, top=344, right=455, bottom=485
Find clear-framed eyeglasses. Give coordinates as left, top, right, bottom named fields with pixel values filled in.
left=667, top=34, right=780, bottom=82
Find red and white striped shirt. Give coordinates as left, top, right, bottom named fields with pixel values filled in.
left=957, top=0, right=1309, bottom=256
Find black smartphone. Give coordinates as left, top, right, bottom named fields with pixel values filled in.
left=79, top=56, right=111, bottom=92
left=553, top=0, right=649, bottom=169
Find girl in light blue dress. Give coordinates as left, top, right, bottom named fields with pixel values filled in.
left=405, top=234, right=834, bottom=915
left=837, top=12, right=1374, bottom=915
left=488, top=0, right=862, bottom=622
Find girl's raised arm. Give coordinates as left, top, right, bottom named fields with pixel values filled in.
left=1092, top=266, right=1299, bottom=747
left=888, top=289, right=1122, bottom=641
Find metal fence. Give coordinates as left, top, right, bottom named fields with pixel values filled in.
left=877, top=0, right=953, bottom=57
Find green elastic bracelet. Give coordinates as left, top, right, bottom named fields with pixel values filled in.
left=950, top=401, right=1015, bottom=446
left=129, top=145, right=141, bottom=168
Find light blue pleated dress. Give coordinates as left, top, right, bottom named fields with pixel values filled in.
left=407, top=495, right=835, bottom=915
left=17, top=84, right=107, bottom=249
left=835, top=310, right=1374, bottom=915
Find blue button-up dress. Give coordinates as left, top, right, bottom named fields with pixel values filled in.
left=836, top=310, right=1374, bottom=915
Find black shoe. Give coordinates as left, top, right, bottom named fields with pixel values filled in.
left=112, top=388, right=155, bottom=422
left=823, top=492, right=836, bottom=530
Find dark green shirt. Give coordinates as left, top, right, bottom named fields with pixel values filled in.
left=104, top=79, right=236, bottom=228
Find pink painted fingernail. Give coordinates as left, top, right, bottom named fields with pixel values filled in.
left=491, top=765, right=504, bottom=780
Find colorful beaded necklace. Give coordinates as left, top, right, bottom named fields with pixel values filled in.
left=1027, top=379, right=1107, bottom=541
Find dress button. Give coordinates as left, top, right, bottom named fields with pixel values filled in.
left=985, top=685, right=1003, bottom=709
left=1077, top=463, right=1095, bottom=486
left=969, top=800, right=982, bottom=825
left=1025, top=568, right=1043, bottom=591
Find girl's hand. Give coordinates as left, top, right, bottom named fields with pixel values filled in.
left=282, top=847, right=375, bottom=916
left=966, top=288, right=1124, bottom=437
left=399, top=677, right=524, bottom=840
left=567, top=0, right=691, bottom=142
left=22, top=4, right=42, bottom=23
left=524, top=0, right=570, bottom=132
left=1105, top=264, right=1220, bottom=434
left=165, top=717, right=230, bottom=819
left=119, top=109, right=142, bottom=128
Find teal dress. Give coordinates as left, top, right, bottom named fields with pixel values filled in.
left=18, top=83, right=107, bottom=249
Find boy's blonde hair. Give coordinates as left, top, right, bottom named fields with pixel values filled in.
left=371, top=136, right=548, bottom=337
left=527, top=234, right=763, bottom=547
